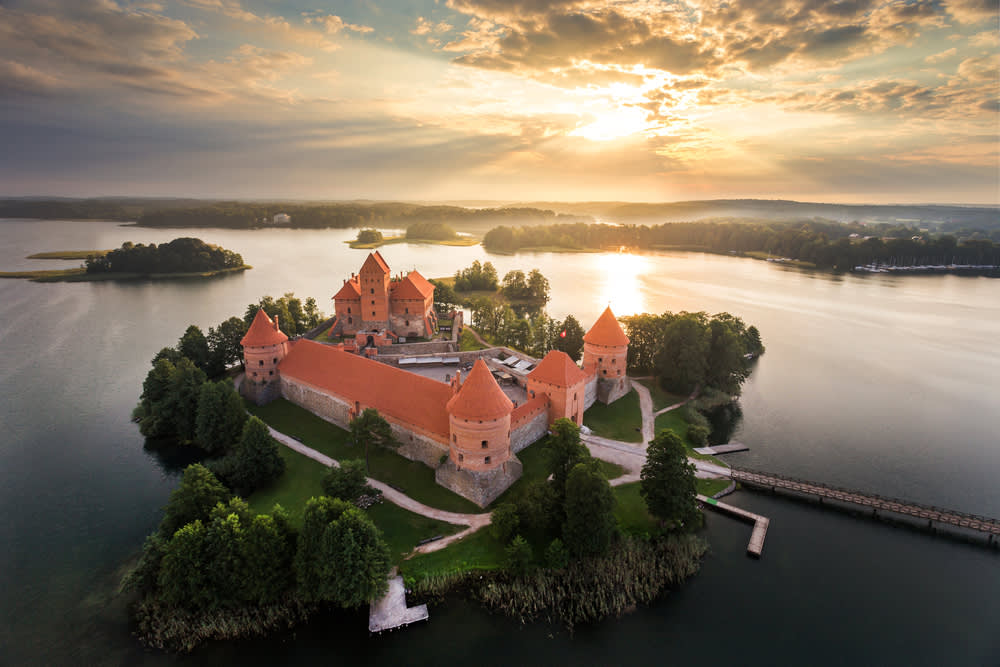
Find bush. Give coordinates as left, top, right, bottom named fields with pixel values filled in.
left=504, top=535, right=533, bottom=574
left=686, top=424, right=710, bottom=447
left=322, top=460, right=374, bottom=502
left=489, top=503, right=520, bottom=544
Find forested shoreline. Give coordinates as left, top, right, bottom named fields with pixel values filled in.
left=86, top=238, right=246, bottom=275
left=483, top=221, right=1000, bottom=271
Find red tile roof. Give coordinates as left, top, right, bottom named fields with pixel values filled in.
left=361, top=251, right=390, bottom=275
left=446, top=359, right=513, bottom=421
left=241, top=309, right=289, bottom=347
left=333, top=277, right=361, bottom=300
left=583, top=306, right=629, bottom=347
left=278, top=340, right=451, bottom=438
left=392, top=270, right=435, bottom=300
left=528, top=350, right=590, bottom=387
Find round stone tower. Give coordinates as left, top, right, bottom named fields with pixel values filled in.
left=445, top=359, right=514, bottom=472
left=582, top=306, right=629, bottom=379
left=241, top=309, right=289, bottom=404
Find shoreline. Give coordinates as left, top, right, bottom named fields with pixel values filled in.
left=0, top=265, right=252, bottom=283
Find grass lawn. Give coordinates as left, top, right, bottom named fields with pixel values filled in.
left=634, top=378, right=687, bottom=412
left=613, top=482, right=658, bottom=535
left=459, top=329, right=487, bottom=351
left=399, top=527, right=506, bottom=580
left=654, top=410, right=724, bottom=466
left=584, top=388, right=643, bottom=443
left=696, top=478, right=732, bottom=497
left=246, top=399, right=482, bottom=514
left=247, top=445, right=463, bottom=563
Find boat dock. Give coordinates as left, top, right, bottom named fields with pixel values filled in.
left=369, top=575, right=429, bottom=634
left=697, top=494, right=770, bottom=558
left=693, top=441, right=749, bottom=456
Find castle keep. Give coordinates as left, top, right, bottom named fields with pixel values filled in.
left=241, top=253, right=630, bottom=507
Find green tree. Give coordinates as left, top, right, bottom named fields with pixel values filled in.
left=322, top=459, right=373, bottom=501
left=357, top=228, right=383, bottom=244
left=705, top=315, right=748, bottom=395
left=295, top=497, right=351, bottom=601
left=655, top=314, right=709, bottom=395
left=490, top=502, right=520, bottom=544
left=563, top=461, right=617, bottom=558
left=350, top=408, right=398, bottom=473
left=527, top=269, right=550, bottom=303
left=501, top=270, right=528, bottom=299
left=242, top=506, right=296, bottom=604
left=159, top=464, right=231, bottom=539
left=157, top=520, right=212, bottom=609
left=640, top=430, right=699, bottom=531
left=178, top=325, right=211, bottom=372
left=429, top=279, right=461, bottom=312
left=136, top=358, right=177, bottom=438
left=554, top=315, right=585, bottom=361
left=207, top=316, right=249, bottom=374
left=227, top=416, right=286, bottom=494
left=544, top=538, right=569, bottom=569
left=504, top=535, right=533, bottom=574
left=162, top=357, right=208, bottom=442
left=544, top=418, right=590, bottom=505
left=194, top=380, right=247, bottom=455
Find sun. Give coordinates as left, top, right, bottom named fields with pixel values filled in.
left=570, top=106, right=653, bottom=142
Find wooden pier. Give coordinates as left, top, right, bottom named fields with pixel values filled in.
left=369, top=575, right=429, bottom=634
left=731, top=467, right=1000, bottom=542
left=693, top=441, right=750, bottom=456
left=697, top=494, right=770, bottom=558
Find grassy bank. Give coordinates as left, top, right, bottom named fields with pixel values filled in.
left=347, top=236, right=479, bottom=249
left=0, top=265, right=251, bottom=282
left=245, top=398, right=481, bottom=515
left=584, top=388, right=643, bottom=443
left=26, top=249, right=112, bottom=259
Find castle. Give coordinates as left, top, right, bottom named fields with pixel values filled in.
left=241, top=253, right=630, bottom=507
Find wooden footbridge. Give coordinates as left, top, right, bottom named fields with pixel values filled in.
left=730, top=466, right=1000, bottom=543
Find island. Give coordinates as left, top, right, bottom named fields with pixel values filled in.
left=123, top=250, right=763, bottom=652
left=0, top=237, right=251, bottom=282
left=347, top=224, right=479, bottom=249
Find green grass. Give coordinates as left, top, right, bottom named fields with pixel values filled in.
left=247, top=445, right=463, bottom=562
left=583, top=388, right=643, bottom=443
left=347, top=236, right=479, bottom=249
left=399, top=527, right=506, bottom=580
left=26, top=249, right=111, bottom=259
left=492, top=436, right=625, bottom=507
left=613, top=482, right=659, bottom=535
left=654, top=410, right=724, bottom=466
left=695, top=478, right=732, bottom=497
left=459, top=329, right=487, bottom=351
left=246, top=398, right=482, bottom=514
left=635, top=378, right=687, bottom=412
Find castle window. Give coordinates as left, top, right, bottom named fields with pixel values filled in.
left=348, top=307, right=351, bottom=314
left=370, top=288, right=374, bottom=294
left=481, top=440, right=488, bottom=448
left=405, top=320, right=409, bottom=326
left=617, top=369, right=621, bottom=376
left=453, top=434, right=457, bottom=443
left=485, top=456, right=491, bottom=464
left=405, top=307, right=409, bottom=314
left=348, top=317, right=353, bottom=324
left=371, top=300, right=375, bottom=305
left=603, top=369, right=607, bottom=375
left=259, top=360, right=264, bottom=367
left=612, top=358, right=616, bottom=364
left=459, top=453, right=464, bottom=462
left=252, top=372, right=257, bottom=377
left=273, top=358, right=278, bottom=364
left=269, top=370, right=274, bottom=376
left=372, top=311, right=375, bottom=317
left=599, top=357, right=603, bottom=363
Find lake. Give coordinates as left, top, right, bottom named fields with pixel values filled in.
left=0, top=219, right=997, bottom=665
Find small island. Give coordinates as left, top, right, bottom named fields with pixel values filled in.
left=347, top=224, right=479, bottom=249
left=0, top=237, right=251, bottom=282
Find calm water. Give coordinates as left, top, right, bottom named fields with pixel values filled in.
left=1, top=219, right=997, bottom=666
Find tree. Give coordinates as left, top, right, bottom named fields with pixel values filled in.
left=429, top=279, right=461, bottom=312
left=207, top=316, right=248, bottom=374
left=705, top=316, right=747, bottom=395
left=227, top=416, right=285, bottom=494
left=159, top=464, right=230, bottom=539
left=640, top=430, right=699, bottom=531
left=194, top=381, right=247, bottom=455
left=563, top=461, right=617, bottom=558
left=505, top=535, right=533, bottom=574
left=322, top=459, right=373, bottom=501
left=242, top=506, right=296, bottom=604
left=501, top=270, right=528, bottom=299
left=295, top=496, right=351, bottom=602
left=357, top=228, right=383, bottom=244
left=544, top=418, right=590, bottom=504
left=162, top=357, right=208, bottom=442
left=544, top=538, right=569, bottom=569
left=178, top=325, right=210, bottom=372
left=157, top=520, right=212, bottom=609
left=655, top=314, right=709, bottom=395
left=490, top=502, right=520, bottom=543
left=350, top=408, right=398, bottom=473
left=136, top=358, right=177, bottom=438
left=527, top=269, right=550, bottom=303
left=554, top=315, right=585, bottom=361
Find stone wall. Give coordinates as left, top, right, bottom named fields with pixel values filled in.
left=242, top=377, right=282, bottom=405
left=435, top=456, right=523, bottom=508
left=511, top=407, right=548, bottom=453
left=584, top=375, right=598, bottom=410
left=596, top=376, right=631, bottom=404
left=385, top=340, right=456, bottom=356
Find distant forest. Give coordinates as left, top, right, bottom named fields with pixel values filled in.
left=483, top=221, right=1000, bottom=270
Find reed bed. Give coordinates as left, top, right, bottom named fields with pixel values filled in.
left=476, top=535, right=708, bottom=628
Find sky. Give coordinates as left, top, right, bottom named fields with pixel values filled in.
left=0, top=0, right=997, bottom=204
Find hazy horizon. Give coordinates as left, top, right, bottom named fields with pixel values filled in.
left=2, top=0, right=997, bottom=205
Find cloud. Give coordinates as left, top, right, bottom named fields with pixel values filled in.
left=925, top=48, right=958, bottom=64
left=308, top=14, right=375, bottom=35
left=411, top=17, right=453, bottom=36
left=944, top=0, right=1000, bottom=24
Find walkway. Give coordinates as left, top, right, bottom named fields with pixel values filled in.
left=266, top=426, right=491, bottom=554
left=369, top=574, right=429, bottom=633
left=698, top=494, right=769, bottom=557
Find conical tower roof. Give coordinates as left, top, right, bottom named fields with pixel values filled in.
left=583, top=306, right=629, bottom=347
left=240, top=309, right=289, bottom=347
left=528, top=350, right=589, bottom=386
left=446, top=359, right=513, bottom=420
